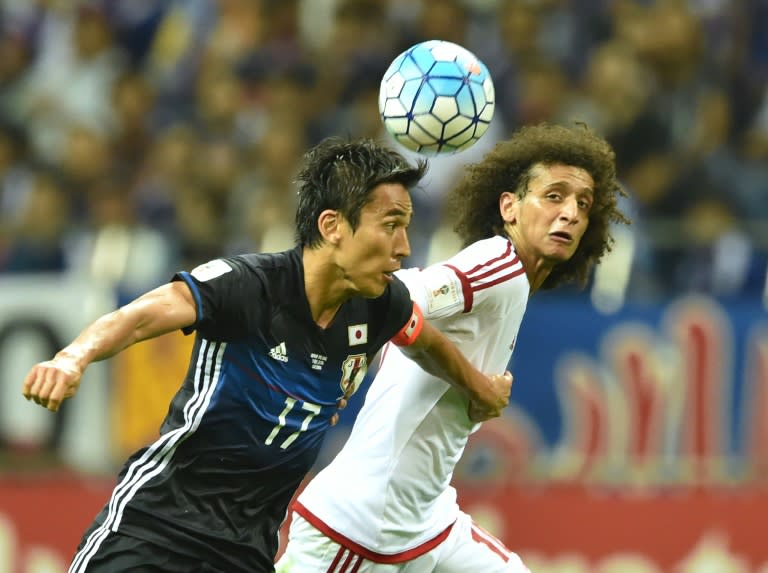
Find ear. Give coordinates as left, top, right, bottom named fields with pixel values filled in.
left=317, top=209, right=343, bottom=245
left=499, top=191, right=519, bottom=224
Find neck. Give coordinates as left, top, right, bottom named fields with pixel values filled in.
left=505, top=231, right=552, bottom=295
left=522, top=258, right=553, bottom=295
left=302, top=246, right=351, bottom=328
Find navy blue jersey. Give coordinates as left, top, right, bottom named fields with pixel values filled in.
left=71, top=247, right=414, bottom=573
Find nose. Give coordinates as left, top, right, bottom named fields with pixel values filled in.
left=394, top=228, right=411, bottom=259
left=559, top=196, right=580, bottom=224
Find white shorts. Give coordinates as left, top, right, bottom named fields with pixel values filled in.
left=275, top=510, right=530, bottom=573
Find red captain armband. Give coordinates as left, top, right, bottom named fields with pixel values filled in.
left=391, top=302, right=424, bottom=347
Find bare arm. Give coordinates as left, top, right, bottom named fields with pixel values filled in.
left=399, top=320, right=511, bottom=421
left=22, top=281, right=197, bottom=412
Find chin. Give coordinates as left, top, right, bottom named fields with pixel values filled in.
left=362, top=283, right=387, bottom=298
left=543, top=253, right=572, bottom=267
left=549, top=247, right=576, bottom=261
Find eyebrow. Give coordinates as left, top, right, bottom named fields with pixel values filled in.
left=542, top=181, right=594, bottom=195
left=383, top=207, right=412, bottom=218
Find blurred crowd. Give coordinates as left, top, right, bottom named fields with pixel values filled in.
left=0, top=0, right=766, bottom=303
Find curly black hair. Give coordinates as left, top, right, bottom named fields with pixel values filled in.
left=448, top=123, right=630, bottom=289
left=295, top=137, right=427, bottom=247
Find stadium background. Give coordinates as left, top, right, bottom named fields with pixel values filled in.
left=1, top=0, right=767, bottom=571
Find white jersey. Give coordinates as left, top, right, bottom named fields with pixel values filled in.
left=295, top=236, right=529, bottom=558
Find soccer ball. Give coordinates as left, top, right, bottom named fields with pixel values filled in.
left=379, top=40, right=495, bottom=155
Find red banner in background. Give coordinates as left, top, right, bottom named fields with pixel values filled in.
left=0, top=474, right=112, bottom=573
left=4, top=476, right=767, bottom=573
left=460, top=484, right=768, bottom=572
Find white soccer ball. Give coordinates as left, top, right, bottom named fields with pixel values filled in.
left=379, top=40, right=495, bottom=155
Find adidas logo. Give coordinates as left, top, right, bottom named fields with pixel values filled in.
left=269, top=342, right=288, bottom=362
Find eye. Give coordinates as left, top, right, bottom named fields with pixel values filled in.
left=578, top=199, right=592, bottom=210
left=546, top=192, right=562, bottom=201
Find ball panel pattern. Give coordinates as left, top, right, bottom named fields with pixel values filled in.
left=379, top=40, right=496, bottom=155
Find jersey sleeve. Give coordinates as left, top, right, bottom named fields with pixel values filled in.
left=172, top=257, right=262, bottom=339
left=396, top=239, right=527, bottom=319
left=394, top=265, right=467, bottom=320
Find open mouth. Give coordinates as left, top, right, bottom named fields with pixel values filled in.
left=549, top=231, right=573, bottom=243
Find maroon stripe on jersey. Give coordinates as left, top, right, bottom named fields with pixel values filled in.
left=464, top=241, right=513, bottom=275
left=444, top=264, right=473, bottom=313
left=339, top=550, right=357, bottom=572
left=294, top=501, right=454, bottom=563
left=466, top=255, right=520, bottom=282
left=327, top=547, right=346, bottom=572
left=472, top=266, right=527, bottom=292
left=349, top=558, right=363, bottom=573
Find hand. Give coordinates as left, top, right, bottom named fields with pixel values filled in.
left=21, top=357, right=83, bottom=412
left=468, top=371, right=513, bottom=422
left=329, top=396, right=348, bottom=426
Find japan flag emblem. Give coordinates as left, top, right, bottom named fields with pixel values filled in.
left=348, top=324, right=368, bottom=346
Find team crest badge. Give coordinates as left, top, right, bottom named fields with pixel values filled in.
left=340, top=353, right=368, bottom=396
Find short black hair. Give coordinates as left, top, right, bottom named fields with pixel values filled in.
left=295, top=137, right=427, bottom=248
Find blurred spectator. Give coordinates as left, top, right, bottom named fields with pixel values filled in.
left=103, top=0, right=167, bottom=67
left=0, top=121, right=33, bottom=232
left=662, top=194, right=766, bottom=297
left=0, top=170, right=71, bottom=273
left=228, top=116, right=306, bottom=254
left=402, top=0, right=469, bottom=48
left=193, top=62, right=244, bottom=139
left=142, top=0, right=216, bottom=125
left=173, top=181, right=228, bottom=270
left=111, top=70, right=156, bottom=173
left=133, top=123, right=198, bottom=231
left=309, top=0, right=395, bottom=121
left=15, top=3, right=125, bottom=163
left=0, top=31, right=33, bottom=121
left=68, top=177, right=174, bottom=300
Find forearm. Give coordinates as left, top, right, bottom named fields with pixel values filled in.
left=401, top=330, right=489, bottom=402
left=55, top=307, right=150, bottom=371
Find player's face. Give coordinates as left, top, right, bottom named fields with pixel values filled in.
left=339, top=183, right=413, bottom=297
left=504, top=162, right=594, bottom=264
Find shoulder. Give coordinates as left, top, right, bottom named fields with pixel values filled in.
left=454, top=237, right=524, bottom=283
left=450, top=236, right=519, bottom=270
left=184, top=249, right=300, bottom=303
left=447, top=236, right=528, bottom=310
left=230, top=248, right=299, bottom=276
left=212, top=249, right=300, bottom=288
